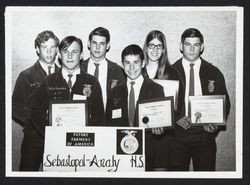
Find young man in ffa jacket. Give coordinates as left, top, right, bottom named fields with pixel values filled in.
left=81, top=27, right=125, bottom=111
left=12, top=30, right=60, bottom=171
left=23, top=36, right=104, bottom=171
left=12, top=30, right=60, bottom=127
left=105, top=44, right=165, bottom=171
left=172, top=28, right=231, bottom=171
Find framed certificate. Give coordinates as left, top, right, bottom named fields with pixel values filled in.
left=188, top=95, right=226, bottom=126
left=49, top=100, right=88, bottom=127
left=138, top=97, right=174, bottom=129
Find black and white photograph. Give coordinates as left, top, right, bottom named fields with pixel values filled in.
left=5, top=6, right=243, bottom=178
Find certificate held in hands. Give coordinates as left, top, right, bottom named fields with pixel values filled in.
left=49, top=100, right=88, bottom=127
left=188, top=95, right=226, bottom=126
left=138, top=97, right=174, bottom=129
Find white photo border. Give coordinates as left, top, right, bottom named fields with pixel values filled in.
left=5, top=6, right=243, bottom=178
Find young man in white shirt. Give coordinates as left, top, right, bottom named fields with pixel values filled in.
left=81, top=27, right=125, bottom=111
left=105, top=44, right=165, bottom=171
left=23, top=36, right=104, bottom=171
left=172, top=28, right=231, bottom=171
left=12, top=30, right=60, bottom=171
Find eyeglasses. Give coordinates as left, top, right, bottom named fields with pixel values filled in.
left=148, top=43, right=164, bottom=50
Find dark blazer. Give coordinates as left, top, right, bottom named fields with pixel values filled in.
left=80, top=58, right=126, bottom=106
left=12, top=61, right=60, bottom=126
left=172, top=58, right=231, bottom=133
left=30, top=69, right=105, bottom=137
left=105, top=77, right=165, bottom=127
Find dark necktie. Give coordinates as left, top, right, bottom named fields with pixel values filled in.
left=128, top=81, right=135, bottom=127
left=48, top=66, right=52, bottom=75
left=189, top=63, right=195, bottom=96
left=68, top=74, right=73, bottom=90
left=94, top=63, right=100, bottom=79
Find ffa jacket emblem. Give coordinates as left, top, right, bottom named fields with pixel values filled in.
left=120, top=130, right=139, bottom=154
left=83, top=84, right=92, bottom=97
left=110, top=79, right=118, bottom=89
left=208, top=80, right=215, bottom=93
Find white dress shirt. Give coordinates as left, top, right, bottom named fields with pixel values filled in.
left=146, top=62, right=158, bottom=79
left=127, top=74, right=144, bottom=109
left=39, top=60, right=55, bottom=75
left=182, top=57, right=202, bottom=116
left=62, top=67, right=80, bottom=91
left=87, top=58, right=108, bottom=110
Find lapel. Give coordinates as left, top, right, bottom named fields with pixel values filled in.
left=55, top=64, right=61, bottom=73
left=199, top=58, right=210, bottom=95
left=106, top=59, right=113, bottom=94
left=138, top=78, right=147, bottom=101
left=34, top=60, right=47, bottom=79
left=134, top=77, right=148, bottom=127
left=80, top=58, right=89, bottom=73
left=176, top=58, right=186, bottom=85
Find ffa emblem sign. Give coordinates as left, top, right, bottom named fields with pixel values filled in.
left=208, top=80, right=215, bottom=93
left=83, top=84, right=92, bottom=97
left=116, top=129, right=143, bottom=155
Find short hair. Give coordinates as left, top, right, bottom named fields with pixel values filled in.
left=88, top=27, right=110, bottom=43
left=121, top=44, right=144, bottom=62
left=59, top=36, right=83, bottom=53
left=181, top=28, right=204, bottom=43
left=34, top=30, right=59, bottom=48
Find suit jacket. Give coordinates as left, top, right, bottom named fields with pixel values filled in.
left=30, top=69, right=105, bottom=137
left=12, top=61, right=60, bottom=126
left=80, top=58, right=126, bottom=107
left=172, top=58, right=231, bottom=133
left=105, top=77, right=165, bottom=127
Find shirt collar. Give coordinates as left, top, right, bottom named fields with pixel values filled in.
left=182, top=57, right=201, bottom=69
left=89, top=58, right=107, bottom=66
left=127, top=74, right=144, bottom=85
left=39, top=60, right=55, bottom=70
left=62, top=66, right=80, bottom=78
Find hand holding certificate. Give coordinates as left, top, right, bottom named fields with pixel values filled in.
left=188, top=95, right=226, bottom=126
left=138, top=97, right=174, bottom=129
left=49, top=100, right=87, bottom=127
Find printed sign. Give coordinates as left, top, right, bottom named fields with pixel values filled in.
left=43, top=126, right=145, bottom=172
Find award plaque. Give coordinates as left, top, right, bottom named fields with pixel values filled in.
left=49, top=100, right=88, bottom=127
left=138, top=97, right=174, bottom=129
left=188, top=95, right=226, bottom=126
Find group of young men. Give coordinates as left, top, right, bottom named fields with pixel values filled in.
left=12, top=27, right=230, bottom=171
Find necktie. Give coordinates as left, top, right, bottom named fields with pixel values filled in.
left=48, top=66, right=52, bottom=75
left=67, top=74, right=73, bottom=90
left=189, top=63, right=195, bottom=96
left=94, top=63, right=100, bottom=79
left=128, top=81, right=135, bottom=127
